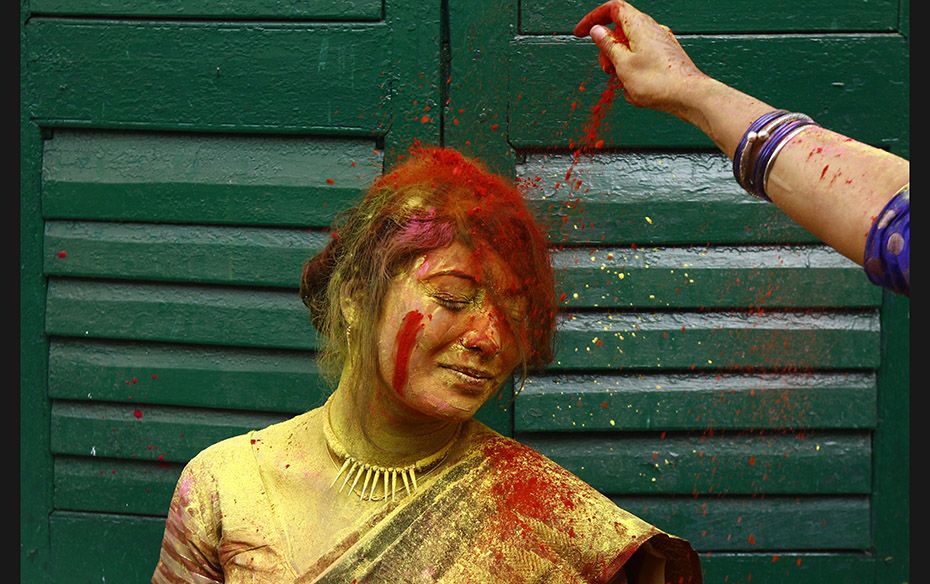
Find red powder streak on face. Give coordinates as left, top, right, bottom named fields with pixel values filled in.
left=133, top=409, right=143, bottom=419
left=392, top=310, right=425, bottom=396
left=820, top=165, right=829, bottom=180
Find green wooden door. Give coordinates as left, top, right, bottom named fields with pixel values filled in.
left=445, top=1, right=908, bottom=582
left=21, top=1, right=908, bottom=582
left=20, top=1, right=444, bottom=581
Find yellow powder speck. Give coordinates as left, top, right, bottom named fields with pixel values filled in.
left=816, top=444, right=821, bottom=451
left=649, top=294, right=656, bottom=300
left=707, top=359, right=714, bottom=364
left=645, top=216, right=653, bottom=225
left=609, top=419, right=616, bottom=426
left=572, top=292, right=579, bottom=299
left=618, top=273, right=625, bottom=280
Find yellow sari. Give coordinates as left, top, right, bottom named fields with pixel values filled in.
left=152, top=411, right=701, bottom=583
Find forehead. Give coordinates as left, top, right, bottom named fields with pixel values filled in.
left=413, top=240, right=521, bottom=293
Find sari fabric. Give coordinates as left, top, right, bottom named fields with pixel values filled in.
left=153, top=412, right=701, bottom=583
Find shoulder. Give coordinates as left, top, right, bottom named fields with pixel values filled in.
left=467, top=424, right=620, bottom=519
left=183, top=408, right=321, bottom=490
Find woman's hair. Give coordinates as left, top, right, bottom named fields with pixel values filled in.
left=300, top=146, right=557, bottom=389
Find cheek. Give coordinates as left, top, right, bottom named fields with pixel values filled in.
left=391, top=310, right=426, bottom=397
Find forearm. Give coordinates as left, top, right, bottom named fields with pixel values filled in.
left=678, top=77, right=909, bottom=265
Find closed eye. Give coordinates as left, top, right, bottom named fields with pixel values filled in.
left=433, top=294, right=472, bottom=310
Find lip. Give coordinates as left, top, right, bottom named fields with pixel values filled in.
left=439, top=364, right=496, bottom=382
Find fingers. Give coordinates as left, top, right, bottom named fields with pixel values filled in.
left=589, top=23, right=629, bottom=66
left=573, top=0, right=625, bottom=37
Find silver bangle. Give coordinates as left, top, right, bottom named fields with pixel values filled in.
left=761, top=123, right=818, bottom=195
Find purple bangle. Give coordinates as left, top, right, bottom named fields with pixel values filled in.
left=863, top=185, right=910, bottom=296
left=733, top=110, right=787, bottom=191
left=750, top=117, right=816, bottom=201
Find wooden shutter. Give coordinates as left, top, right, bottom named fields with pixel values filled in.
left=447, top=0, right=908, bottom=582
left=21, top=1, right=442, bottom=580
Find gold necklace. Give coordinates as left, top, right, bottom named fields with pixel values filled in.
left=322, top=401, right=460, bottom=502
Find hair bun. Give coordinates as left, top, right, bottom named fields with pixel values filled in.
left=300, top=234, right=339, bottom=327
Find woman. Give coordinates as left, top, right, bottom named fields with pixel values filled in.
left=152, top=147, right=702, bottom=583
left=574, top=0, right=909, bottom=296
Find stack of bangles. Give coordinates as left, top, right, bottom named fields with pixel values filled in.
left=732, top=110, right=820, bottom=201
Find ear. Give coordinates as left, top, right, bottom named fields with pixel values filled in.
left=339, top=282, right=360, bottom=327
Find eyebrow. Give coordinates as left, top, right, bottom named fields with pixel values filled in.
left=423, top=269, right=479, bottom=282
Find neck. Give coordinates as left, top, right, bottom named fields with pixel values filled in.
left=326, top=369, right=463, bottom=468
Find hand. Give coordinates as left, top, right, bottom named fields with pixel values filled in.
left=573, top=0, right=707, bottom=117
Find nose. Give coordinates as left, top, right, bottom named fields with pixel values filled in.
left=460, top=310, right=503, bottom=356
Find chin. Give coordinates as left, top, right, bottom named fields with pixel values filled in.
left=418, top=393, right=485, bottom=421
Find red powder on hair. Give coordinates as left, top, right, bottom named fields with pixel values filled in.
left=392, top=310, right=425, bottom=396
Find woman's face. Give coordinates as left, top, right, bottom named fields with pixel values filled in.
left=374, top=240, right=526, bottom=421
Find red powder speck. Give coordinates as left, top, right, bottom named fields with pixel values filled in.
left=796, top=558, right=802, bottom=567
left=57, top=250, right=67, bottom=258
left=748, top=455, right=756, bottom=465
left=600, top=400, right=609, bottom=409
left=133, top=409, right=143, bottom=419
left=151, top=374, right=158, bottom=380
left=132, top=377, right=138, bottom=384
left=420, top=115, right=431, bottom=124
left=570, top=100, right=578, bottom=111
left=157, top=454, right=165, bottom=462
left=630, top=243, right=638, bottom=250
left=326, top=178, right=335, bottom=185
left=452, top=118, right=460, bottom=126
left=772, top=555, right=780, bottom=563
left=578, top=83, right=586, bottom=92
left=250, top=439, right=257, bottom=445
left=490, top=123, right=499, bottom=131
left=594, top=139, right=605, bottom=149
left=559, top=292, right=567, bottom=302
left=351, top=161, right=357, bottom=167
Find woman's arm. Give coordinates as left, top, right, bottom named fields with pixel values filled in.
left=152, top=461, right=225, bottom=583
left=573, top=0, right=909, bottom=267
